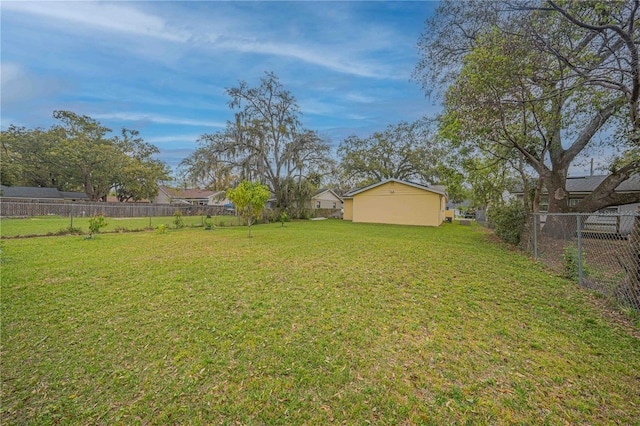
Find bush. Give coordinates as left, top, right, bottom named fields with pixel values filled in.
left=88, top=214, right=108, bottom=237
left=155, top=224, right=168, bottom=234
left=563, top=244, right=590, bottom=281
left=173, top=210, right=185, bottom=229
left=204, top=217, right=214, bottom=230
left=280, top=211, right=289, bottom=227
left=488, top=202, right=527, bottom=245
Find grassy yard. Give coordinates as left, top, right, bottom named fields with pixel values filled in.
left=1, top=221, right=639, bottom=424
left=0, top=215, right=241, bottom=238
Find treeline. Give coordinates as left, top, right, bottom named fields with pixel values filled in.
left=1, top=111, right=171, bottom=201
left=177, top=72, right=458, bottom=213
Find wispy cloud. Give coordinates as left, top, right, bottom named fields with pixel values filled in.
left=2, top=1, right=404, bottom=80
left=2, top=1, right=188, bottom=42
left=91, top=112, right=225, bottom=128
left=216, top=39, right=391, bottom=79
left=146, top=134, right=204, bottom=145
left=0, top=62, right=67, bottom=111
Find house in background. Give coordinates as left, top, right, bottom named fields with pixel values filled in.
left=153, top=186, right=230, bottom=206
left=343, top=178, right=447, bottom=227
left=310, top=189, right=343, bottom=210
left=512, top=174, right=640, bottom=235
left=512, top=174, right=640, bottom=214
left=0, top=186, right=88, bottom=201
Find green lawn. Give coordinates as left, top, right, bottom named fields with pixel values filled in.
left=1, top=221, right=639, bottom=424
left=0, top=215, right=241, bottom=237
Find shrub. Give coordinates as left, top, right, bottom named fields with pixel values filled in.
left=155, top=224, right=168, bottom=234
left=204, top=217, right=214, bottom=230
left=488, top=202, right=527, bottom=245
left=173, top=210, right=185, bottom=229
left=55, top=226, right=83, bottom=236
left=88, top=214, right=108, bottom=238
left=280, top=211, right=289, bottom=227
left=563, top=244, right=590, bottom=281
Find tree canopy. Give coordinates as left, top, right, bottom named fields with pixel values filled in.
left=0, top=111, right=171, bottom=201
left=181, top=72, right=333, bottom=211
left=337, top=120, right=445, bottom=185
left=226, top=180, right=271, bottom=237
left=415, top=0, right=640, bottom=214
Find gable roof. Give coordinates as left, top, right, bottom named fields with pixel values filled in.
left=0, top=185, right=65, bottom=199
left=343, top=178, right=447, bottom=198
left=566, top=174, right=640, bottom=193
left=312, top=188, right=343, bottom=201
left=159, top=185, right=219, bottom=200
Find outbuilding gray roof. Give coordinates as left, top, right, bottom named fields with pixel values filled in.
left=565, top=174, right=640, bottom=193
left=513, top=175, right=640, bottom=194
left=0, top=186, right=64, bottom=199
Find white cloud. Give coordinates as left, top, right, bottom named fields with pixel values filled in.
left=0, top=62, right=66, bottom=109
left=343, top=92, right=378, bottom=104
left=2, top=1, right=188, bottom=42
left=91, top=112, right=225, bottom=128
left=216, top=39, right=392, bottom=79
left=2, top=1, right=405, bottom=80
left=146, top=134, right=204, bottom=144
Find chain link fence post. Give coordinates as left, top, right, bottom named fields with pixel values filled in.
left=577, top=214, right=583, bottom=286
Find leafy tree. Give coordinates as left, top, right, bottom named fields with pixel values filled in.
left=112, top=129, right=172, bottom=202
left=50, top=110, right=119, bottom=201
left=0, top=125, right=66, bottom=188
left=1, top=111, right=170, bottom=201
left=187, top=72, right=333, bottom=210
left=226, top=180, right=271, bottom=238
left=416, top=1, right=640, bottom=218
left=337, top=120, right=445, bottom=187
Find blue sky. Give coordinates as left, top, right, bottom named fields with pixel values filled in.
left=1, top=1, right=440, bottom=172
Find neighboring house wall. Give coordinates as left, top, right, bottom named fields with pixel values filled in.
left=311, top=190, right=343, bottom=209
left=153, top=188, right=173, bottom=204
left=349, top=181, right=445, bottom=227
left=153, top=186, right=219, bottom=205
left=207, top=191, right=230, bottom=206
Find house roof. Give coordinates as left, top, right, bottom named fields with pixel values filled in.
left=60, top=191, right=89, bottom=200
left=0, top=185, right=65, bottom=199
left=160, top=185, right=219, bottom=199
left=312, top=188, right=343, bottom=201
left=343, top=178, right=447, bottom=198
left=566, top=174, right=640, bottom=193
left=513, top=174, right=640, bottom=194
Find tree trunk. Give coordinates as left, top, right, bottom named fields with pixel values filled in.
left=542, top=168, right=573, bottom=237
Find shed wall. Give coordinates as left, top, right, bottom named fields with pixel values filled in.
left=351, top=181, right=443, bottom=226
left=343, top=199, right=353, bottom=220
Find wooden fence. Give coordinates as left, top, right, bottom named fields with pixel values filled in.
left=0, top=199, right=230, bottom=218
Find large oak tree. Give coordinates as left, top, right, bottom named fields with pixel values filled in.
left=415, top=0, right=640, bottom=214
left=0, top=111, right=171, bottom=201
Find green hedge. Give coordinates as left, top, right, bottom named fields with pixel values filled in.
left=488, top=202, right=527, bottom=245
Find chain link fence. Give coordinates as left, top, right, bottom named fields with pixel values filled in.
left=520, top=211, right=640, bottom=313
left=0, top=200, right=238, bottom=237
